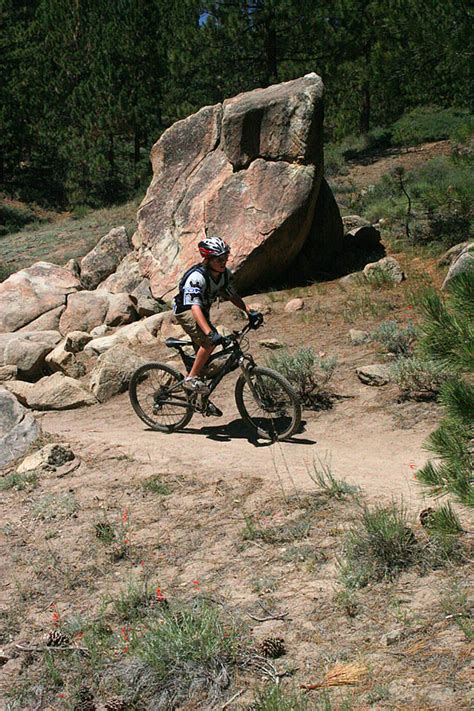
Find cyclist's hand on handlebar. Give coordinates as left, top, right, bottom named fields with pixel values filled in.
left=248, top=310, right=264, bottom=329
left=209, top=329, right=224, bottom=346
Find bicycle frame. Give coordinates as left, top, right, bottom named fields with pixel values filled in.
left=162, top=324, right=259, bottom=410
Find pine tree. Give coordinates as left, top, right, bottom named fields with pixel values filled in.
left=416, top=272, right=474, bottom=508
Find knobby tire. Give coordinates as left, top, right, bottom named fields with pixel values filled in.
left=234, top=366, right=301, bottom=441
left=129, top=362, right=193, bottom=433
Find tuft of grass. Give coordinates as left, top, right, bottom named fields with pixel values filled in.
left=94, top=520, right=116, bottom=544
left=0, top=471, right=38, bottom=491
left=31, top=492, right=78, bottom=521
left=341, top=289, right=394, bottom=323
left=122, top=599, right=244, bottom=708
left=242, top=513, right=312, bottom=545
left=307, top=457, right=359, bottom=499
left=389, top=355, right=449, bottom=399
left=250, top=683, right=311, bottom=710
left=440, top=582, right=473, bottom=640
left=371, top=320, right=418, bottom=355
left=142, top=475, right=172, bottom=495
left=267, top=347, right=337, bottom=408
left=339, top=502, right=419, bottom=589
left=113, top=577, right=157, bottom=621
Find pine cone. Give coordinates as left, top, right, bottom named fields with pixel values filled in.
left=45, top=629, right=71, bottom=647
left=73, top=686, right=95, bottom=711
left=257, top=636, right=286, bottom=658
left=419, top=507, right=436, bottom=527
left=104, top=698, right=127, bottom=711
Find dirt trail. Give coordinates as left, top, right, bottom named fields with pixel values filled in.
left=40, top=380, right=431, bottom=509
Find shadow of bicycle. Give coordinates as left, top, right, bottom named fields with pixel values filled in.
left=180, top=418, right=317, bottom=447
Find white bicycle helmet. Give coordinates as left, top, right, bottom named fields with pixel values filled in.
left=198, top=236, right=230, bottom=258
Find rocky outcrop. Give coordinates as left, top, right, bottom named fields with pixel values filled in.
left=97, top=252, right=143, bottom=293
left=16, top=443, right=79, bottom=477
left=89, top=345, right=147, bottom=402
left=58, top=291, right=137, bottom=335
left=442, top=242, right=473, bottom=289
left=0, top=331, right=62, bottom=380
left=135, top=74, right=342, bottom=296
left=17, top=305, right=65, bottom=333
left=0, top=387, right=41, bottom=469
left=356, top=364, right=391, bottom=386
left=363, top=256, right=405, bottom=284
left=84, top=311, right=169, bottom=355
left=5, top=372, right=97, bottom=410
left=0, top=262, right=80, bottom=333
left=80, top=226, right=131, bottom=290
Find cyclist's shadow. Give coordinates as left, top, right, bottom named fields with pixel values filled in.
left=182, top=418, right=316, bottom=447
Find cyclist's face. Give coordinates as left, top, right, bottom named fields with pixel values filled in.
left=208, top=253, right=229, bottom=272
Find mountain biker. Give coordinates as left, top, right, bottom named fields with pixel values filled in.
left=172, top=236, right=263, bottom=394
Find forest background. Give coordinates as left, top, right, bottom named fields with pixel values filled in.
left=1, top=0, right=472, bottom=210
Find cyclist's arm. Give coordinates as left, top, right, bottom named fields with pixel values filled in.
left=228, top=294, right=250, bottom=314
left=191, top=304, right=213, bottom=336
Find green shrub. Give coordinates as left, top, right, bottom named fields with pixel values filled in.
left=422, top=503, right=463, bottom=536
left=129, top=599, right=243, bottom=708
left=0, top=202, right=37, bottom=235
left=390, top=356, right=449, bottom=398
left=391, top=106, right=473, bottom=146
left=355, top=154, right=473, bottom=247
left=415, top=274, right=474, bottom=507
left=371, top=320, right=418, bottom=355
left=0, top=471, right=38, bottom=491
left=250, top=684, right=310, bottom=710
left=267, top=347, right=337, bottom=407
left=340, top=503, right=419, bottom=588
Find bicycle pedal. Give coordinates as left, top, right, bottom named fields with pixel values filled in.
left=204, top=402, right=223, bottom=417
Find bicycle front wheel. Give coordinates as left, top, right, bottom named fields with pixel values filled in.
left=235, top=366, right=301, bottom=441
left=129, top=363, right=193, bottom=433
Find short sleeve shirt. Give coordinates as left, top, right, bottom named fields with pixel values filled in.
left=180, top=267, right=237, bottom=314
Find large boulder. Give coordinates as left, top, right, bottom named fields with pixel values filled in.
left=89, top=345, right=147, bottom=402
left=442, top=242, right=474, bottom=289
left=5, top=372, right=97, bottom=410
left=135, top=74, right=336, bottom=296
left=0, top=387, right=41, bottom=469
left=58, top=291, right=137, bottom=335
left=0, top=331, right=62, bottom=380
left=45, top=341, right=86, bottom=378
left=17, top=305, right=65, bottom=333
left=80, top=226, right=132, bottom=290
left=0, top=262, right=80, bottom=333
left=97, top=252, right=143, bottom=293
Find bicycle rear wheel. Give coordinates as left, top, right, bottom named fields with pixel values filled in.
left=129, top=363, right=193, bottom=433
left=235, top=366, right=301, bottom=441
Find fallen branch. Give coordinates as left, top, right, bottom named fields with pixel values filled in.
left=248, top=601, right=289, bottom=622
left=16, top=643, right=90, bottom=657
left=221, top=689, right=245, bottom=709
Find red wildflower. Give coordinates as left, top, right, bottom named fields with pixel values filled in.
left=122, top=508, right=129, bottom=525
left=155, top=587, right=166, bottom=601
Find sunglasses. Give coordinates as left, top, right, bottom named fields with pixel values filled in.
left=212, top=254, right=229, bottom=263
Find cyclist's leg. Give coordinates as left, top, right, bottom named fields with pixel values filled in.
left=175, top=311, right=215, bottom=380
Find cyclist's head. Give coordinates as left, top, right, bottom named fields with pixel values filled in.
left=198, top=236, right=230, bottom=260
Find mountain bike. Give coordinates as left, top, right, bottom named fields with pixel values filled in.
left=129, top=323, right=301, bottom=441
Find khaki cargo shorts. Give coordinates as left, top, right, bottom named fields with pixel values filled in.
left=175, top=310, right=215, bottom=350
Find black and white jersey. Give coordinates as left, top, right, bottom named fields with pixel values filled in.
left=173, top=266, right=237, bottom=315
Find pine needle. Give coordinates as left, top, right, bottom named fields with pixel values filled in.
left=301, top=661, right=368, bottom=690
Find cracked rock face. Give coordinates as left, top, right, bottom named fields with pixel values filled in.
left=135, top=73, right=339, bottom=297
left=0, top=262, right=80, bottom=333
left=0, top=387, right=41, bottom=468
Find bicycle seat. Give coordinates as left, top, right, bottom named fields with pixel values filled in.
left=165, top=338, right=193, bottom=348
